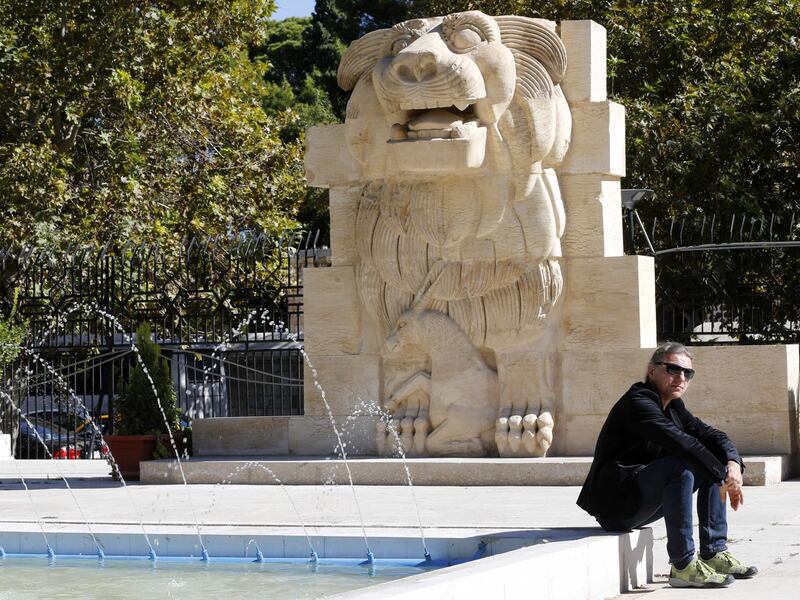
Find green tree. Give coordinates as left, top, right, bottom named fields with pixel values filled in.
left=0, top=290, right=24, bottom=367
left=115, top=322, right=179, bottom=435
left=250, top=14, right=340, bottom=241
left=0, top=0, right=306, bottom=251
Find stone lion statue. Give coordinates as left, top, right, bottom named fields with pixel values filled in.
left=337, top=11, right=571, bottom=457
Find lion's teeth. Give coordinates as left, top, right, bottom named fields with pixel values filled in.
left=390, top=123, right=408, bottom=140
left=454, top=101, right=470, bottom=112
left=415, top=128, right=450, bottom=139
left=451, top=123, right=467, bottom=139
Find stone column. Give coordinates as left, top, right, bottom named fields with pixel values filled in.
left=553, top=21, right=656, bottom=455
left=299, top=127, right=381, bottom=455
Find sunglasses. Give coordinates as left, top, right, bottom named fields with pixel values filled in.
left=654, top=361, right=695, bottom=380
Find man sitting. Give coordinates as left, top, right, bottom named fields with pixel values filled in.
left=577, top=341, right=758, bottom=588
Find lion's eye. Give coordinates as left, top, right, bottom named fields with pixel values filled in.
left=450, top=26, right=485, bottom=51
left=391, top=37, right=411, bottom=55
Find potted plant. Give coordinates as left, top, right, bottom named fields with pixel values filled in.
left=105, top=323, right=183, bottom=479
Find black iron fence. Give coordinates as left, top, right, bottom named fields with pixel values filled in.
left=0, top=231, right=323, bottom=459
left=624, top=211, right=800, bottom=344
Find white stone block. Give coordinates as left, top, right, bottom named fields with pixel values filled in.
left=560, top=20, right=607, bottom=102
left=305, top=125, right=361, bottom=188
left=559, top=348, right=653, bottom=409
left=302, top=266, right=361, bottom=356
left=191, top=417, right=289, bottom=456
left=329, top=186, right=360, bottom=266
left=560, top=101, right=625, bottom=177
left=303, top=354, right=381, bottom=416
left=288, top=415, right=379, bottom=456
left=561, top=256, right=656, bottom=349
left=561, top=174, right=623, bottom=257
left=558, top=345, right=800, bottom=459
left=686, top=344, right=799, bottom=456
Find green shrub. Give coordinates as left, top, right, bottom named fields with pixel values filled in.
left=115, top=323, right=180, bottom=435
left=0, top=290, right=26, bottom=367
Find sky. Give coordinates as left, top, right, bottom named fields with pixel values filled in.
left=272, top=0, right=315, bottom=20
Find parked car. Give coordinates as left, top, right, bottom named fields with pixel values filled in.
left=15, top=418, right=79, bottom=459
left=22, top=409, right=109, bottom=459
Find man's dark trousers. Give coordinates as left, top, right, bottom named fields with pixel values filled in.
left=596, top=455, right=728, bottom=568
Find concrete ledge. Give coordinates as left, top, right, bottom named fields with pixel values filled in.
left=140, top=455, right=789, bottom=486
left=743, top=455, right=792, bottom=485
left=0, top=459, right=112, bottom=480
left=335, top=529, right=653, bottom=600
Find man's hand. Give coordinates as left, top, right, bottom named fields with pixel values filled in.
left=719, top=460, right=744, bottom=510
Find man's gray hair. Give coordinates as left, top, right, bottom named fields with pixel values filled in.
left=649, top=341, right=693, bottom=365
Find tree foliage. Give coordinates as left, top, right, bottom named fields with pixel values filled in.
left=0, top=289, right=25, bottom=367
left=0, top=0, right=306, bottom=250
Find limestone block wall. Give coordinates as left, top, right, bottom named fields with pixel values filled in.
left=685, top=345, right=799, bottom=460
left=550, top=20, right=656, bottom=455
left=303, top=140, right=380, bottom=456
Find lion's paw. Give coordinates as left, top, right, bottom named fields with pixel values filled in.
left=375, top=412, right=430, bottom=457
left=496, top=410, right=554, bottom=457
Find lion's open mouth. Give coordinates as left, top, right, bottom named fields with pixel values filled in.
left=390, top=103, right=481, bottom=142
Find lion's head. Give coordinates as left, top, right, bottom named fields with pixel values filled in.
left=337, top=12, right=571, bottom=180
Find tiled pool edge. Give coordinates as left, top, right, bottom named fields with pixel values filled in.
left=0, top=527, right=653, bottom=599
left=335, top=529, right=654, bottom=600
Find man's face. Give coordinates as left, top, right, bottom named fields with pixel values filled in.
left=647, top=353, right=693, bottom=404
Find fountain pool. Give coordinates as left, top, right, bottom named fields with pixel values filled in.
left=0, top=556, right=432, bottom=599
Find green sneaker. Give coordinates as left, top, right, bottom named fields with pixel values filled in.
left=668, top=558, right=735, bottom=588
left=700, top=550, right=758, bottom=579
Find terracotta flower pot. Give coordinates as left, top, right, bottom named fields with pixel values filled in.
left=104, top=434, right=159, bottom=480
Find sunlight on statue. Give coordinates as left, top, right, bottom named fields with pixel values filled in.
left=337, top=11, right=572, bottom=457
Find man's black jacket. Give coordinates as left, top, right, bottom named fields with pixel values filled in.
left=577, top=379, right=743, bottom=520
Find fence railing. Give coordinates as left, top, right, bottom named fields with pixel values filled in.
left=0, top=231, right=323, bottom=458
left=623, top=211, right=800, bottom=345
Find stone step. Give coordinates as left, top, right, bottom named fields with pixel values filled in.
left=140, top=455, right=791, bottom=486
left=0, top=459, right=112, bottom=480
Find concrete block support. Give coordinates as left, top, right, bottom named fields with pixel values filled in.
left=561, top=174, right=623, bottom=257
left=304, top=125, right=359, bottom=188
left=329, top=186, right=360, bottom=266
left=303, top=354, right=381, bottom=416
left=288, top=415, right=379, bottom=456
left=302, top=266, right=361, bottom=356
left=560, top=20, right=608, bottom=103
left=557, top=345, right=800, bottom=460
left=687, top=345, right=799, bottom=459
left=561, top=101, right=626, bottom=177
left=557, top=348, right=652, bottom=455
left=192, top=417, right=289, bottom=456
left=562, top=255, right=657, bottom=349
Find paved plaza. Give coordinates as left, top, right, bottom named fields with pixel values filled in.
left=0, top=461, right=797, bottom=597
